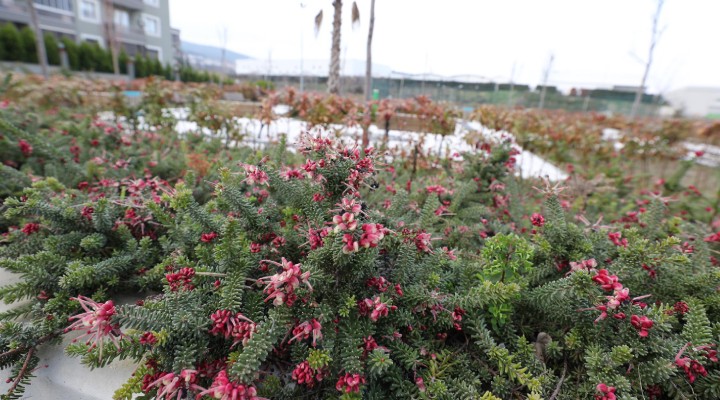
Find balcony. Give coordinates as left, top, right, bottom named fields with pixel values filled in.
left=0, top=1, right=75, bottom=31
left=112, top=0, right=143, bottom=10
left=115, top=24, right=145, bottom=43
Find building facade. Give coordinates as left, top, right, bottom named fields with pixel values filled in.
left=665, top=87, right=720, bottom=119
left=0, top=0, right=178, bottom=65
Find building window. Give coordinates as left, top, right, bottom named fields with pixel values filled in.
left=142, top=14, right=161, bottom=37
left=80, top=34, right=105, bottom=48
left=114, top=9, right=130, bottom=28
left=144, top=0, right=160, bottom=7
left=34, top=0, right=73, bottom=13
left=79, top=0, right=100, bottom=23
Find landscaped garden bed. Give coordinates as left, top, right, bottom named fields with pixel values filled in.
left=1, top=75, right=720, bottom=399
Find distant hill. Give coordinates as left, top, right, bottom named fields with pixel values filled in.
left=180, top=41, right=252, bottom=62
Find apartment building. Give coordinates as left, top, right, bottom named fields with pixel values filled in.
left=0, top=0, right=179, bottom=65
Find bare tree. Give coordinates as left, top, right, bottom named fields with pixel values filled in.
left=26, top=0, right=48, bottom=79
left=317, top=1, right=359, bottom=94
left=630, top=0, right=665, bottom=119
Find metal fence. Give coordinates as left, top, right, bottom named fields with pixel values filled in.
left=238, top=74, right=663, bottom=117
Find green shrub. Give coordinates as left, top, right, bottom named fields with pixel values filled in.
left=0, top=23, right=23, bottom=62
left=19, top=26, right=35, bottom=63
left=44, top=33, right=60, bottom=65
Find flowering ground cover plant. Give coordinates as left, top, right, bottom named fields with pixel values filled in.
left=1, top=77, right=720, bottom=399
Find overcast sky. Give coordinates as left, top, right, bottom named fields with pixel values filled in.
left=169, top=0, right=720, bottom=93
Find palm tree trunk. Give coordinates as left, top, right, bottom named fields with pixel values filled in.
left=327, top=0, right=343, bottom=94
left=361, top=0, right=375, bottom=149
left=364, top=0, right=375, bottom=101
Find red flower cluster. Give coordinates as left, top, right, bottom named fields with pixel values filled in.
left=21, top=222, right=40, bottom=235
left=367, top=276, right=390, bottom=292
left=260, top=258, right=312, bottom=306
left=139, top=331, right=157, bottom=345
left=195, top=369, right=264, bottom=400
left=673, top=301, right=690, bottom=315
left=675, top=344, right=709, bottom=383
left=358, top=296, right=395, bottom=322
left=705, top=231, right=720, bottom=243
left=289, top=319, right=323, bottom=347
left=165, top=267, right=195, bottom=292
left=595, top=383, right=616, bottom=400
left=209, top=310, right=256, bottom=347
left=630, top=315, right=654, bottom=337
left=359, top=223, right=386, bottom=249
left=201, top=232, right=218, bottom=243
left=592, top=269, right=622, bottom=292
left=18, top=139, right=33, bottom=157
left=530, top=213, right=545, bottom=227
left=452, top=307, right=466, bottom=330
left=587, top=270, right=653, bottom=336
left=335, top=373, right=366, bottom=394
left=608, top=232, right=628, bottom=247
left=291, top=361, right=326, bottom=388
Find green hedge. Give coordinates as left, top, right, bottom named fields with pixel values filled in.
left=0, top=23, right=222, bottom=83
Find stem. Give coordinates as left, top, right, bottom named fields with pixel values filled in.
left=6, top=347, right=35, bottom=397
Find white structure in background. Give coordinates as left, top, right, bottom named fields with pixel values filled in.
left=664, top=87, right=720, bottom=118
left=235, top=58, right=392, bottom=78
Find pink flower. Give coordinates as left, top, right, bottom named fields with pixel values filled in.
left=250, top=243, right=262, bottom=253
left=260, top=258, right=312, bottom=306
left=595, top=383, right=616, bottom=400
left=337, top=197, right=362, bottom=214
left=358, top=296, right=392, bottom=322
left=414, top=231, right=433, bottom=253
left=366, top=276, right=390, bottom=292
left=336, top=373, right=366, bottom=394
left=608, top=232, right=628, bottom=247
left=333, top=212, right=358, bottom=232
left=239, top=163, right=269, bottom=186
left=195, top=369, right=265, bottom=400
left=530, top=213, right=545, bottom=227
left=592, top=269, right=622, bottom=292
left=289, top=319, right=323, bottom=347
left=81, top=206, right=94, bottom=221
left=342, top=234, right=359, bottom=254
left=442, top=246, right=457, bottom=261
left=630, top=315, right=654, bottom=337
left=201, top=232, right=218, bottom=243
left=65, top=295, right=122, bottom=356
left=359, top=223, right=386, bottom=248
left=146, top=369, right=198, bottom=400
left=292, top=361, right=325, bottom=388
left=209, top=310, right=256, bottom=346
left=425, top=185, right=448, bottom=195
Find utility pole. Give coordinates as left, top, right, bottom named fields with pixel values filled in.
left=537, top=54, right=554, bottom=110
left=26, top=0, right=48, bottom=79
